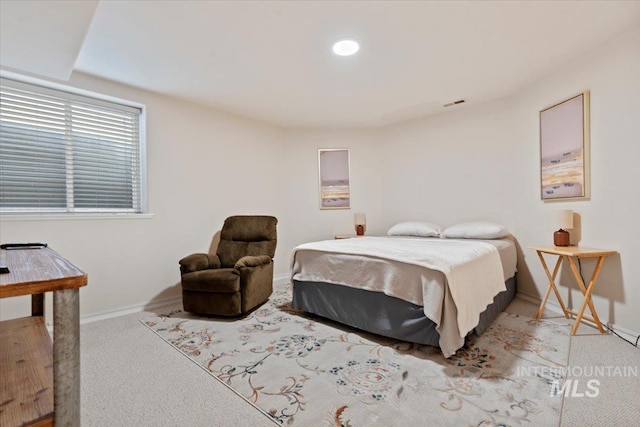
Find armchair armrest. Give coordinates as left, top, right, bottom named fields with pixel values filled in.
left=179, top=253, right=221, bottom=274
left=234, top=255, right=272, bottom=270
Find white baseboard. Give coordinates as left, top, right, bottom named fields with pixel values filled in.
left=79, top=274, right=291, bottom=326
left=274, top=273, right=290, bottom=285
left=79, top=295, right=182, bottom=325
left=517, top=292, right=565, bottom=314
left=517, top=292, right=639, bottom=343
left=607, top=323, right=640, bottom=344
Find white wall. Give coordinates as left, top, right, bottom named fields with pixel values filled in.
left=279, top=128, right=384, bottom=258
left=380, top=26, right=640, bottom=334
left=380, top=98, right=519, bottom=230
left=0, top=72, right=285, bottom=321
left=2, top=26, right=637, bottom=336
left=512, top=25, right=640, bottom=333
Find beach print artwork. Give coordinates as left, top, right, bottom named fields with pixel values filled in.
left=540, top=92, right=589, bottom=201
left=318, top=149, right=350, bottom=209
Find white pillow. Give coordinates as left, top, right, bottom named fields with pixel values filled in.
left=441, top=221, right=509, bottom=239
left=387, top=221, right=442, bottom=238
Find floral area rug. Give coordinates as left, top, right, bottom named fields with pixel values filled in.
left=142, top=282, right=571, bottom=426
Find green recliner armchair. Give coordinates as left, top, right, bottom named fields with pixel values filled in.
left=179, top=215, right=278, bottom=316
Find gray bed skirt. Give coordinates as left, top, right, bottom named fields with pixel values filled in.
left=292, top=277, right=517, bottom=347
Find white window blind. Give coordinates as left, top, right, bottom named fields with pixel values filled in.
left=0, top=78, right=144, bottom=213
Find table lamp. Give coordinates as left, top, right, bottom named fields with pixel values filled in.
left=554, top=209, right=573, bottom=246
left=354, top=213, right=366, bottom=236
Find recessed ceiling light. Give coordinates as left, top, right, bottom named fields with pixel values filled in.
left=332, top=39, right=359, bottom=56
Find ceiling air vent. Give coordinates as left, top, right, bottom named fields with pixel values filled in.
left=443, top=99, right=466, bottom=107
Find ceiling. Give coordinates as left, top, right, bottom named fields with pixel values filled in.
left=2, top=1, right=640, bottom=128
left=0, top=0, right=99, bottom=80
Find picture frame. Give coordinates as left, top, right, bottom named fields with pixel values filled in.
left=539, top=91, right=590, bottom=201
left=318, top=148, right=350, bottom=209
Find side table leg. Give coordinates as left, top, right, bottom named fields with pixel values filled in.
left=53, top=288, right=81, bottom=426
left=567, top=256, right=606, bottom=335
left=536, top=252, right=569, bottom=318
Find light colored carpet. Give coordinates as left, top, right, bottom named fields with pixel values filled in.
left=80, top=289, right=639, bottom=426
left=561, top=334, right=640, bottom=426
left=80, top=309, right=276, bottom=427
left=142, top=282, right=573, bottom=426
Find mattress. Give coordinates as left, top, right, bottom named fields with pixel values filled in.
left=291, top=236, right=517, bottom=356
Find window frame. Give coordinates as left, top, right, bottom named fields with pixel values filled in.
left=0, top=72, right=148, bottom=218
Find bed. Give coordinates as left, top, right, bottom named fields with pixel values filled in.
left=290, top=235, right=517, bottom=357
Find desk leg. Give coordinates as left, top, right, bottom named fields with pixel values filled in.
left=567, top=256, right=606, bottom=335
left=53, top=288, right=80, bottom=426
left=536, top=252, right=569, bottom=319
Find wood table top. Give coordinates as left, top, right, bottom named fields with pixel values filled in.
left=0, top=247, right=87, bottom=298
left=528, top=245, right=617, bottom=258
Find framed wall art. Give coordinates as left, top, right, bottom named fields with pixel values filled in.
left=539, top=91, right=590, bottom=201
left=318, top=148, right=350, bottom=209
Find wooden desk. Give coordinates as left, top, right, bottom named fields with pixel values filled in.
left=0, top=247, right=87, bottom=427
left=529, top=245, right=617, bottom=335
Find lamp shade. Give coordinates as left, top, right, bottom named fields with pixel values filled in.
left=556, top=210, right=573, bottom=230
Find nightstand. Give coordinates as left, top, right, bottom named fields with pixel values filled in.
left=529, top=245, right=617, bottom=335
left=334, top=235, right=365, bottom=239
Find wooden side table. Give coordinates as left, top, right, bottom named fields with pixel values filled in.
left=334, top=235, right=366, bottom=239
left=0, top=247, right=87, bottom=427
left=529, top=245, right=617, bottom=335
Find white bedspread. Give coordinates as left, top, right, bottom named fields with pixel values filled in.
left=290, top=236, right=507, bottom=357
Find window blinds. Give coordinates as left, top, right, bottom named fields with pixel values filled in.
left=0, top=78, right=143, bottom=213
